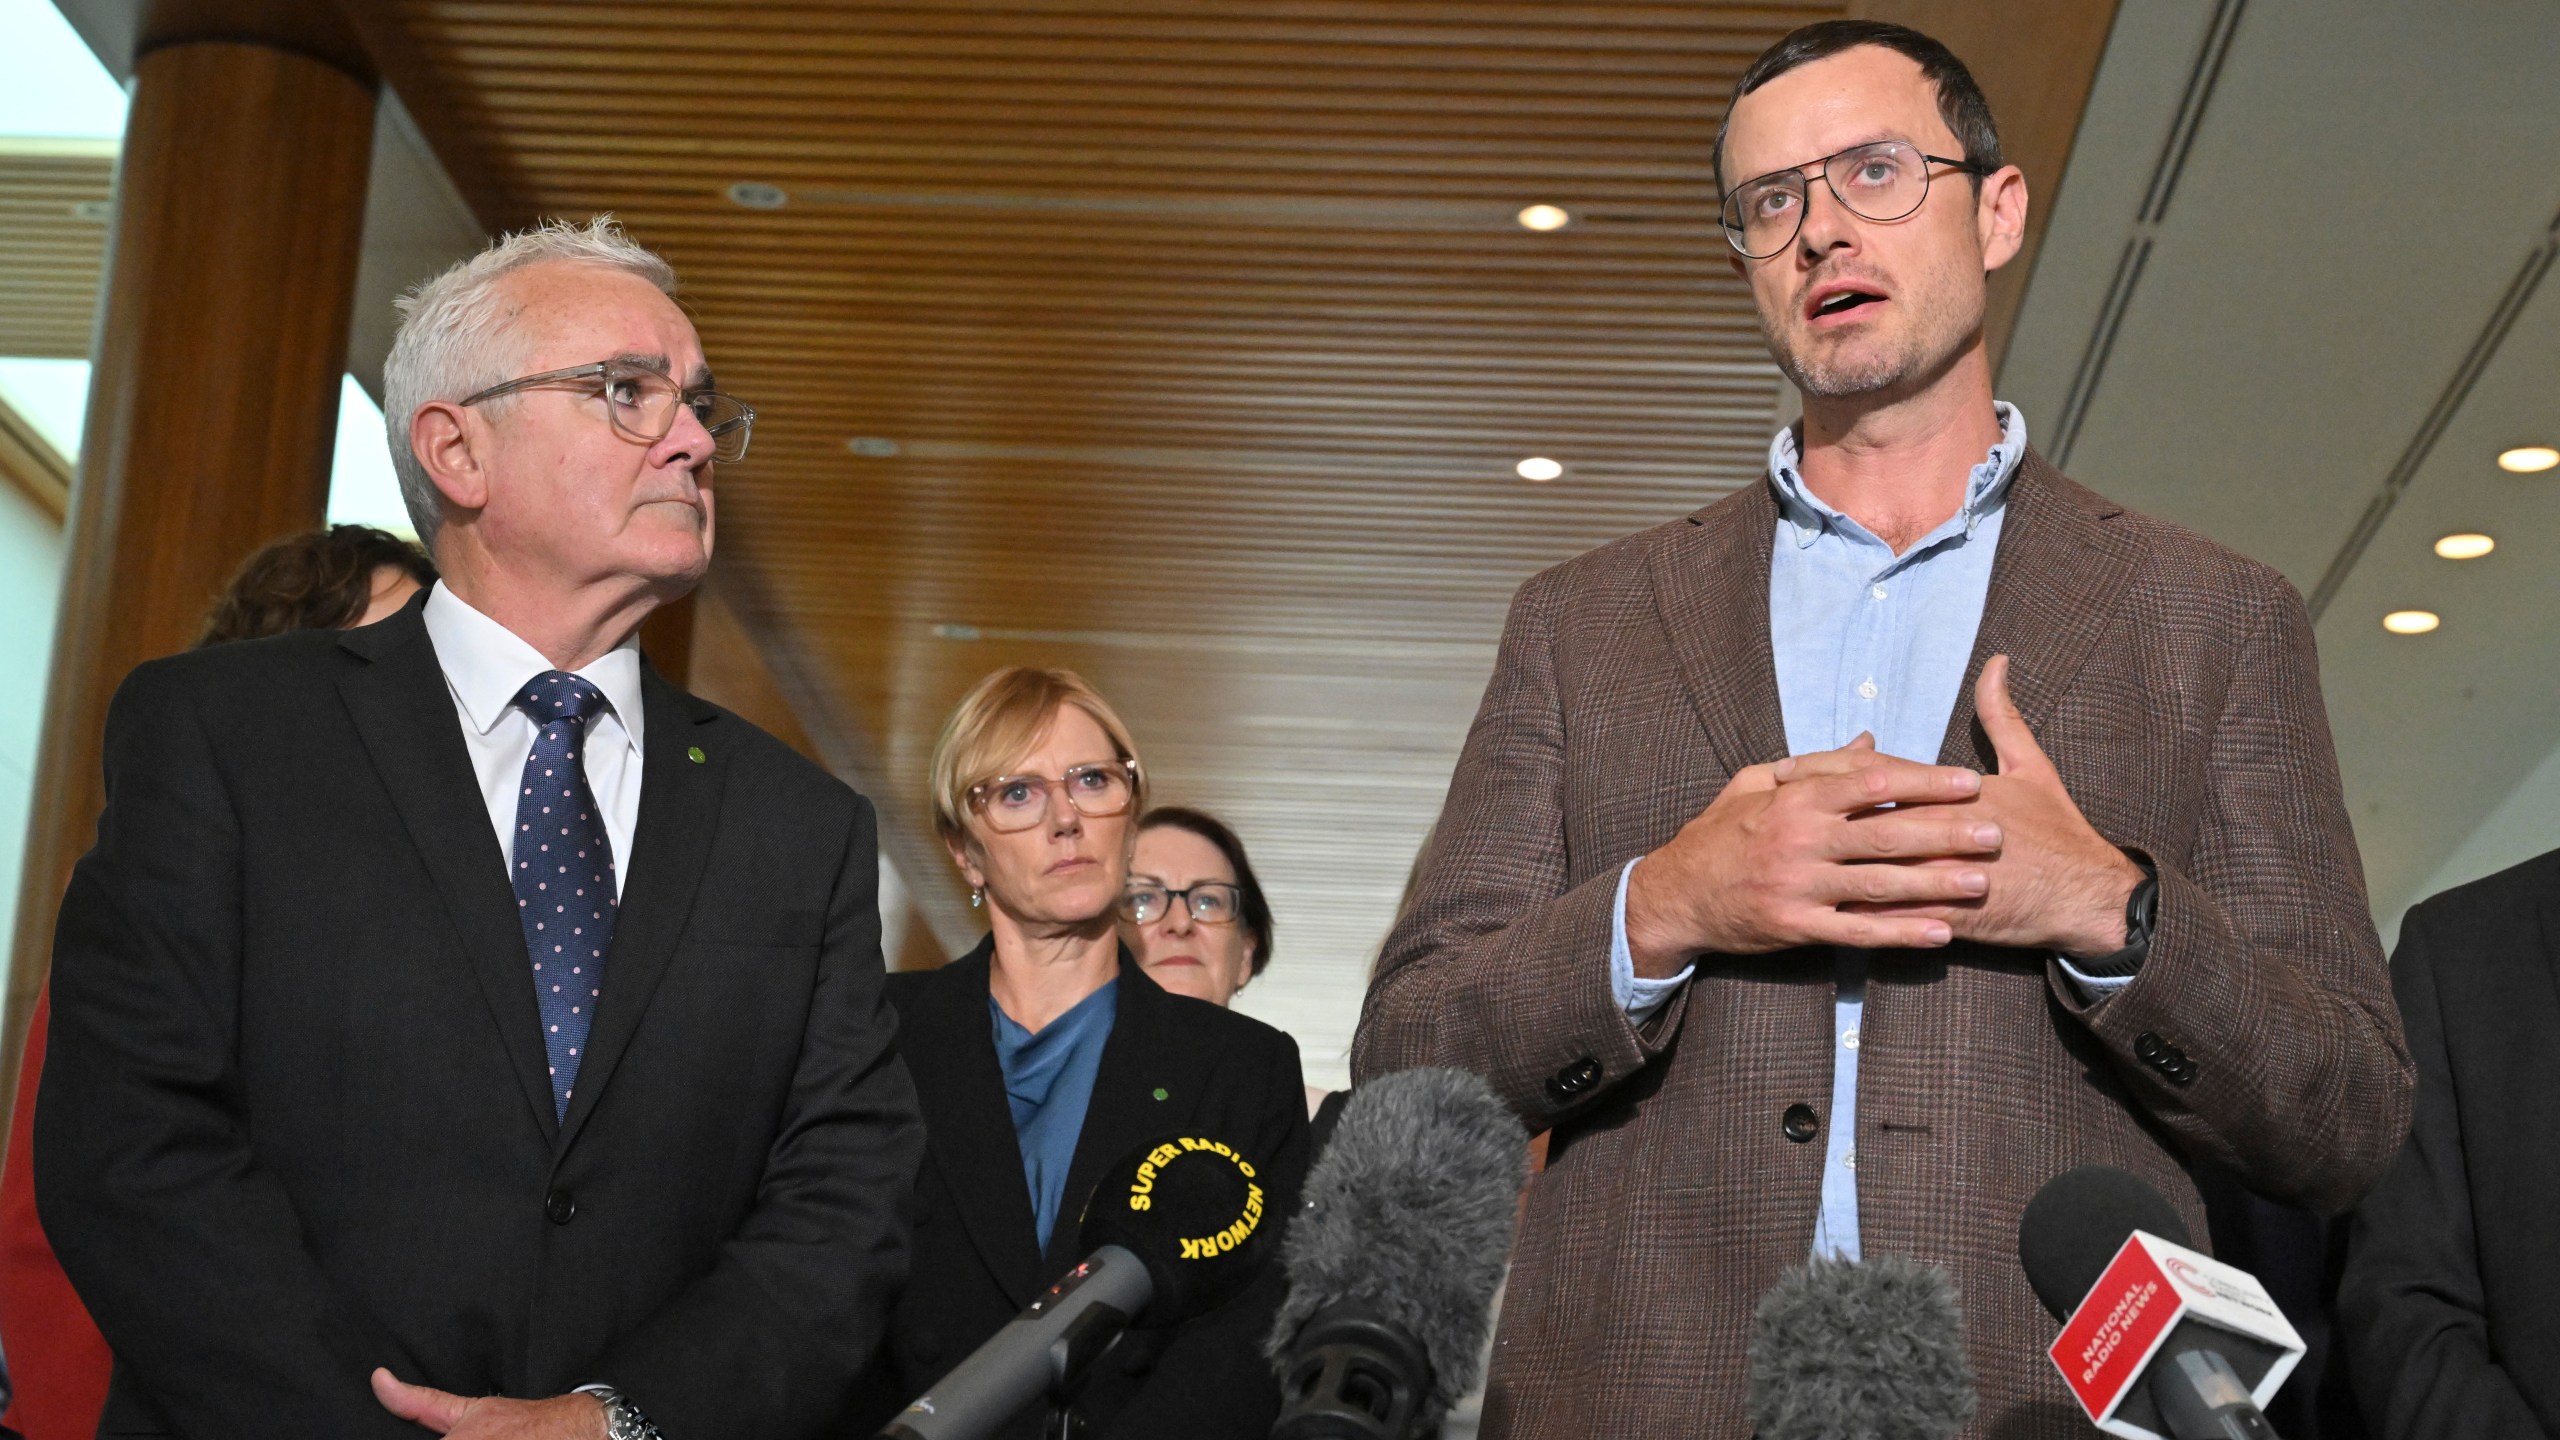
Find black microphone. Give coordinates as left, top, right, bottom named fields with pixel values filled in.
left=880, top=1130, right=1278, bottom=1440
left=2020, top=1166, right=2300, bottom=1440
left=1266, top=1067, right=1527, bottom=1440
left=1745, top=1254, right=1978, bottom=1440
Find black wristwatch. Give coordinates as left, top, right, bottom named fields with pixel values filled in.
left=577, top=1385, right=663, bottom=1440
left=2072, top=850, right=2160, bottom=979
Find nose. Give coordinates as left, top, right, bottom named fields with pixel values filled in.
left=1047, top=783, right=1084, bottom=837
left=1159, top=893, right=1197, bottom=935
left=651, top=400, right=716, bottom=472
left=1794, top=173, right=1860, bottom=260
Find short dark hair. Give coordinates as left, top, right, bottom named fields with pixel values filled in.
left=1136, top=805, right=1274, bottom=977
left=1712, top=20, right=2005, bottom=193
left=197, top=524, right=438, bottom=647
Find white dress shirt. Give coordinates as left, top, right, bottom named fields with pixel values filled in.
left=421, top=582, right=645, bottom=898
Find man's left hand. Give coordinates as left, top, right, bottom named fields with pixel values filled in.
left=1838, top=654, right=2144, bottom=959
left=372, top=1369, right=606, bottom=1439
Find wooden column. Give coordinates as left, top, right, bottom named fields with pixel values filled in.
left=0, top=39, right=377, bottom=1130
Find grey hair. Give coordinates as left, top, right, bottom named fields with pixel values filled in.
left=381, top=215, right=678, bottom=547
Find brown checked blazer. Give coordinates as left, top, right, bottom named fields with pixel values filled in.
left=1352, top=450, right=2414, bottom=1439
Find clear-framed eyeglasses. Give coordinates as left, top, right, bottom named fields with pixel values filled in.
left=1719, top=139, right=1989, bottom=260
left=965, top=760, right=1138, bottom=833
left=1120, top=882, right=1243, bottom=927
left=460, top=360, right=756, bottom=463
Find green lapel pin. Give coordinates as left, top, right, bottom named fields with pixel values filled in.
left=687, top=746, right=706, bottom=764
left=1151, top=1087, right=1168, bottom=1102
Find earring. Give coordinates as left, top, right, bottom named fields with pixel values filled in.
left=970, top=886, right=984, bottom=910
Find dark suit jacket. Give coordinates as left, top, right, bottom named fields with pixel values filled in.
left=855, top=939, right=1308, bottom=1439
left=1353, top=452, right=2414, bottom=1438
left=2338, top=851, right=2560, bottom=1438
left=33, top=596, right=923, bottom=1440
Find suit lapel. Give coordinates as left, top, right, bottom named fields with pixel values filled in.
left=554, top=663, right=724, bottom=1152
left=1042, top=955, right=1200, bottom=1277
left=1934, top=450, right=2147, bottom=770
left=336, top=603, right=559, bottom=1141
left=1646, top=481, right=1791, bottom=774
left=911, top=943, right=1051, bottom=1305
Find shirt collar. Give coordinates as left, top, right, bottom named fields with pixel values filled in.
left=1767, top=401, right=2029, bottom=549
left=421, top=581, right=647, bottom=752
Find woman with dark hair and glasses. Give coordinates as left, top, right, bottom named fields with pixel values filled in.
left=1119, top=807, right=1271, bottom=1009
left=1120, top=807, right=1331, bottom=1122
left=855, top=667, right=1310, bottom=1440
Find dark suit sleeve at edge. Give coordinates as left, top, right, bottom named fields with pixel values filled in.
left=590, top=791, right=925, bottom=1440
left=1095, top=1026, right=1311, bottom=1440
left=2333, top=904, right=2550, bottom=1439
left=32, top=662, right=419, bottom=1440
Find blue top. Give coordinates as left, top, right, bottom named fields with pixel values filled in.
left=990, top=978, right=1119, bottom=1254
left=1609, top=404, right=2134, bottom=1261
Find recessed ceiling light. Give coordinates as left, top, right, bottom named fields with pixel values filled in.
left=727, top=181, right=790, bottom=210
left=1516, top=204, right=1572, bottom=232
left=2434, top=532, right=2495, bottom=560
left=846, top=436, right=901, bottom=457
left=2499, top=445, right=2559, bottom=473
left=2383, top=609, right=2441, bottom=635
left=1516, top=456, right=1564, bottom=482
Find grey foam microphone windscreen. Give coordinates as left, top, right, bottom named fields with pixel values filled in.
left=1747, top=1255, right=1979, bottom=1440
left=1265, top=1066, right=1527, bottom=1422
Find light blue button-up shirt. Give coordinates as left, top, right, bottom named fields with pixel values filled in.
left=1607, top=404, right=2130, bottom=1260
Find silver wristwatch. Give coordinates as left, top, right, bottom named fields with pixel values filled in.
left=576, top=1384, right=662, bottom=1440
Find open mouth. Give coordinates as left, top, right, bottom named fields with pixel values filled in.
left=1810, top=288, right=1887, bottom=320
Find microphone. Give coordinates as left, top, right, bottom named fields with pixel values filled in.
left=880, top=1130, right=1278, bottom=1440
left=1266, top=1067, right=1527, bottom=1440
left=2019, top=1166, right=2304, bottom=1440
left=1745, top=1254, right=1978, bottom=1440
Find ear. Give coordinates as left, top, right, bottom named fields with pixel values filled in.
left=942, top=832, right=986, bottom=890
left=410, top=401, right=491, bottom=515
left=1977, top=164, right=2030, bottom=274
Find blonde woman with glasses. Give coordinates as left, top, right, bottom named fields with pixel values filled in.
left=851, top=667, right=1311, bottom=1439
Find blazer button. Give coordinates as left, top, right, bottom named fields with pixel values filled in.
left=1782, top=1104, right=1820, bottom=1143
left=2134, top=1032, right=2165, bottom=1062
left=545, top=1189, right=577, bottom=1226
left=1544, top=1056, right=1603, bottom=1104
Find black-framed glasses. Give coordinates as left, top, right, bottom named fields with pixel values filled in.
left=461, top=360, right=756, bottom=463
left=1720, top=139, right=1988, bottom=259
left=965, top=760, right=1138, bottom=833
left=1121, top=882, right=1243, bottom=927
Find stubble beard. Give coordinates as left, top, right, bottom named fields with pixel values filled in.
left=1765, top=305, right=1934, bottom=401
left=1760, top=271, right=1982, bottom=404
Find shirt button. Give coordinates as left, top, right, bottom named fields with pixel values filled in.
left=1870, top=584, right=1888, bottom=600
left=1841, top=1028, right=1860, bottom=1051
left=1842, top=1148, right=1857, bottom=1170
left=1857, top=679, right=1879, bottom=700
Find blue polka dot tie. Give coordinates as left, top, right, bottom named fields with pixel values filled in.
left=510, top=671, right=618, bottom=1120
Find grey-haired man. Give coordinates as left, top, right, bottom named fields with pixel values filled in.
left=37, top=219, right=922, bottom=1440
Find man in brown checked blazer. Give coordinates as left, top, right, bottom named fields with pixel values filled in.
left=1353, top=20, right=2412, bottom=1438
